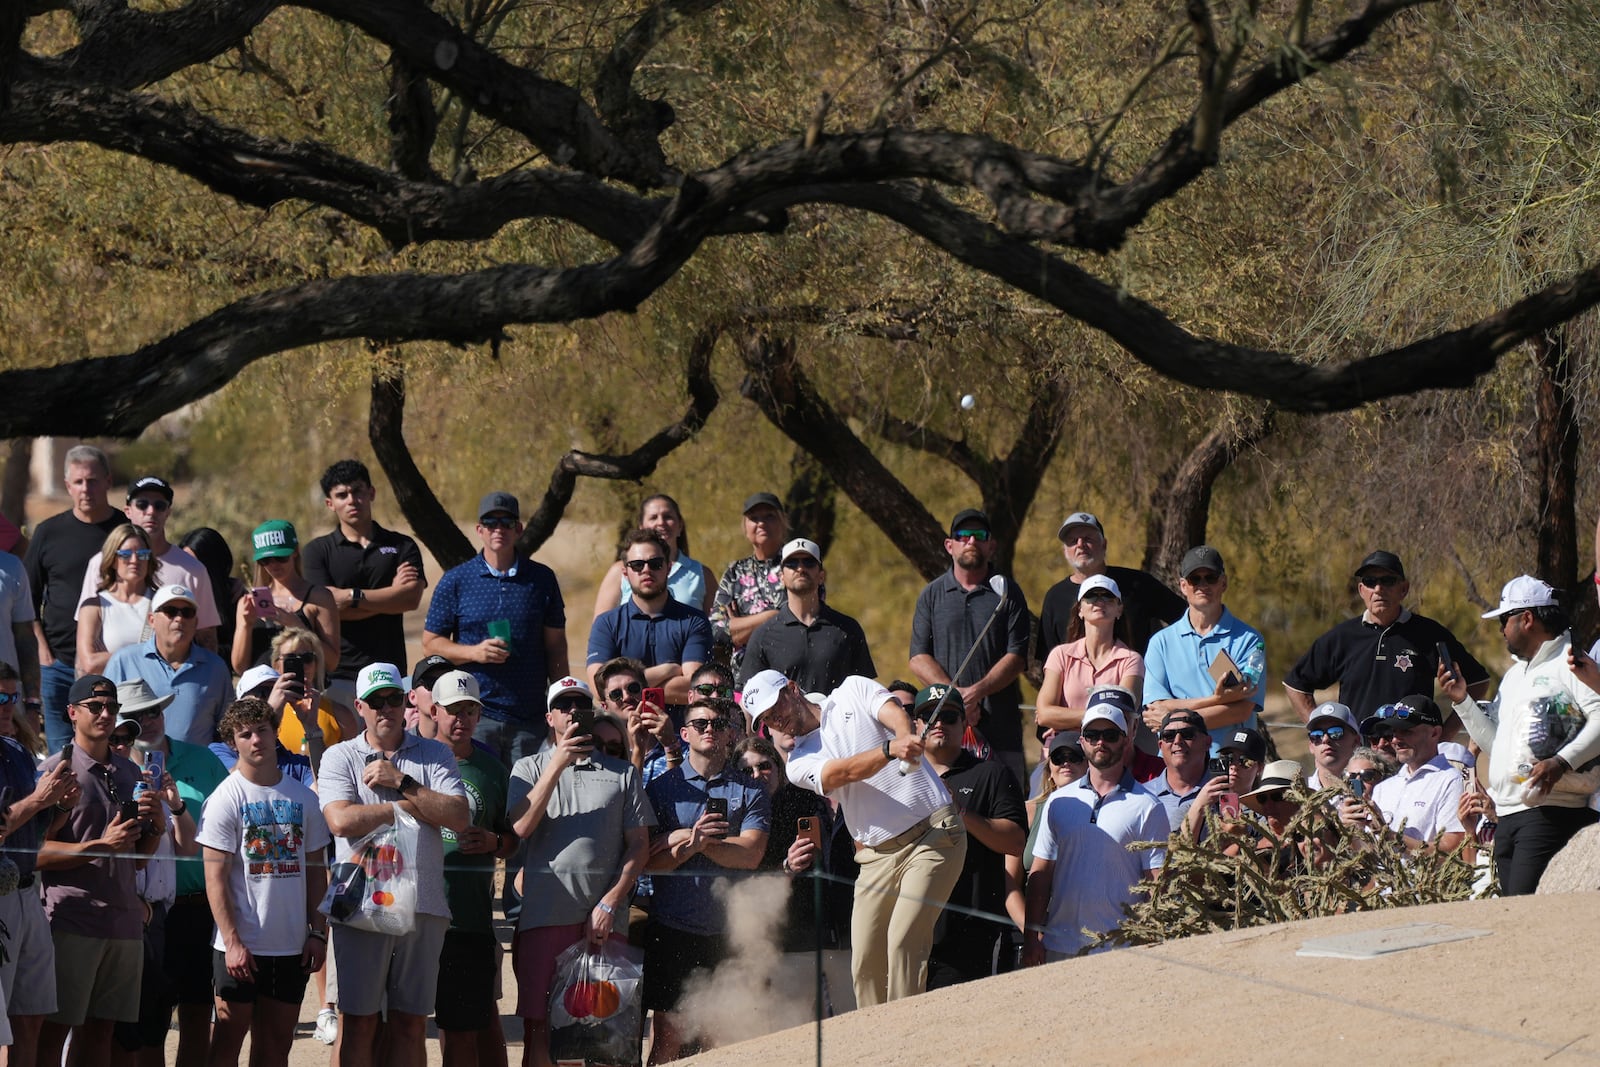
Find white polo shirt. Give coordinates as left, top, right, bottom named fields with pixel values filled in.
left=1033, top=773, right=1168, bottom=956
left=786, top=675, right=951, bottom=846
left=1371, top=753, right=1465, bottom=844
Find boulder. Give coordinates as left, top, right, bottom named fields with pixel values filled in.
left=1535, top=822, right=1600, bottom=894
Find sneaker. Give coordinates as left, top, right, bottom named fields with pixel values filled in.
left=314, top=1008, right=338, bottom=1045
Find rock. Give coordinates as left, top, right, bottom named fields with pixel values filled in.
left=1535, top=823, right=1600, bottom=894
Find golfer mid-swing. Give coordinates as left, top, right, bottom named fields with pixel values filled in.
left=743, top=670, right=967, bottom=1008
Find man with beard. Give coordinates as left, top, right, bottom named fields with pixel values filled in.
left=1022, top=701, right=1168, bottom=963
left=586, top=531, right=713, bottom=707
left=909, top=509, right=1031, bottom=785
left=1036, top=511, right=1183, bottom=661
left=738, top=538, right=874, bottom=694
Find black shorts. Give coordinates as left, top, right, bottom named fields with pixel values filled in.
left=165, top=894, right=218, bottom=1004
left=434, top=929, right=498, bottom=1031
left=641, top=921, right=727, bottom=1014
left=213, top=951, right=313, bottom=1006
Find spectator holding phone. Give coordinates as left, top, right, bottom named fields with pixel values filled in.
left=232, top=520, right=340, bottom=678
left=74, top=523, right=159, bottom=677
left=507, top=676, right=652, bottom=1067
left=268, top=627, right=358, bottom=767
left=1182, top=727, right=1265, bottom=841
left=642, top=697, right=769, bottom=1061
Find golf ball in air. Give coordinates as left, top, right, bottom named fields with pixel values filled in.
left=960, top=394, right=975, bottom=410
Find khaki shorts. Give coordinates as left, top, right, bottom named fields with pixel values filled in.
left=0, top=886, right=58, bottom=1016
left=50, top=931, right=142, bottom=1026
left=330, top=914, right=448, bottom=1018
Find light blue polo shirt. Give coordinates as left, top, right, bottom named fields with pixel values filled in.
left=1033, top=773, right=1168, bottom=957
left=1143, top=607, right=1265, bottom=747
left=105, top=637, right=233, bottom=747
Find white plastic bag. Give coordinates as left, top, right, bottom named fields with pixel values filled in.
left=320, top=803, right=419, bottom=936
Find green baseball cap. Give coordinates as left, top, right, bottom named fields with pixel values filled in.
left=251, top=519, right=299, bottom=561
left=357, top=662, right=404, bottom=700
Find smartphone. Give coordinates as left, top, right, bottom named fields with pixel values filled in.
left=797, top=816, right=822, bottom=851
left=282, top=652, right=310, bottom=683
left=251, top=585, right=274, bottom=613
left=1218, top=792, right=1241, bottom=819
left=145, top=749, right=165, bottom=788
left=364, top=751, right=384, bottom=765
left=569, top=708, right=595, bottom=738
left=642, top=687, right=665, bottom=710
left=705, top=797, right=728, bottom=819
left=119, top=798, right=140, bottom=823
left=1349, top=776, right=1366, bottom=800
left=1436, top=641, right=1455, bottom=678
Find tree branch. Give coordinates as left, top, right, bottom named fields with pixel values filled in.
left=368, top=366, right=475, bottom=568
left=1145, top=410, right=1276, bottom=581
left=48, top=0, right=278, bottom=87
left=593, top=0, right=721, bottom=155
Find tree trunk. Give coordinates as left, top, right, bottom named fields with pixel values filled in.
left=1, top=439, right=31, bottom=529
left=1531, top=329, right=1592, bottom=639
left=1144, top=410, right=1275, bottom=583
left=784, top=447, right=837, bottom=555
left=368, top=367, right=476, bottom=568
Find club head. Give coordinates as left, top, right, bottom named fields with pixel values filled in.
left=989, top=574, right=1007, bottom=598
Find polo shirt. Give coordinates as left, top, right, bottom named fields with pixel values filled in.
left=425, top=553, right=566, bottom=723
left=736, top=601, right=876, bottom=693
left=1033, top=772, right=1169, bottom=956
left=585, top=596, right=712, bottom=675
left=1370, top=753, right=1465, bottom=844
left=909, top=570, right=1031, bottom=754
left=1036, top=566, right=1185, bottom=660
left=25, top=509, right=122, bottom=664
left=935, top=750, right=1027, bottom=958
left=40, top=744, right=146, bottom=939
left=508, top=749, right=655, bottom=930
left=644, top=762, right=769, bottom=937
left=1143, top=607, right=1265, bottom=748
left=1147, top=769, right=1214, bottom=827
left=318, top=731, right=466, bottom=919
left=164, top=737, right=230, bottom=895
left=0, top=736, right=50, bottom=880
left=302, top=522, right=425, bottom=679
left=1283, top=610, right=1488, bottom=721
left=105, top=637, right=233, bottom=747
left=1042, top=639, right=1144, bottom=711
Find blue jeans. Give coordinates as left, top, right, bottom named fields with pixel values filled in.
left=42, top=660, right=75, bottom=753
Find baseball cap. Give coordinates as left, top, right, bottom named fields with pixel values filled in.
left=357, top=662, right=403, bottom=700
left=1306, top=701, right=1359, bottom=734
left=111, top=715, right=143, bottom=744
left=251, top=519, right=298, bottom=561
left=1081, top=702, right=1128, bottom=733
left=780, top=538, right=822, bottom=564
left=1439, top=741, right=1475, bottom=769
left=912, top=684, right=955, bottom=715
left=1079, top=573, right=1122, bottom=600
left=1482, top=574, right=1558, bottom=618
left=1243, top=759, right=1303, bottom=798
left=1180, top=545, right=1225, bottom=578
left=1364, top=694, right=1443, bottom=732
left=1056, top=512, right=1104, bottom=542
left=545, top=675, right=591, bottom=707
left=434, top=670, right=483, bottom=707
left=742, top=669, right=790, bottom=720
left=1086, top=684, right=1138, bottom=718
left=1356, top=550, right=1405, bottom=578
left=151, top=584, right=197, bottom=613
left=742, top=492, right=784, bottom=515
left=67, top=674, right=117, bottom=705
left=410, top=655, right=454, bottom=691
left=1159, top=708, right=1206, bottom=733
left=1048, top=732, right=1084, bottom=759
left=1217, top=727, right=1266, bottom=763
left=949, top=508, right=990, bottom=536
left=478, top=491, right=519, bottom=521
left=127, top=475, right=174, bottom=503
left=236, top=664, right=281, bottom=699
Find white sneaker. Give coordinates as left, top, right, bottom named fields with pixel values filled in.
left=314, top=1008, right=338, bottom=1045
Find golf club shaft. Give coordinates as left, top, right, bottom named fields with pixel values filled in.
left=900, top=586, right=1010, bottom=775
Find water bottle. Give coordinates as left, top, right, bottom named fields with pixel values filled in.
left=1241, top=647, right=1266, bottom=690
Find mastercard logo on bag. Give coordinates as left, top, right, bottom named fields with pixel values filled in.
left=370, top=890, right=396, bottom=907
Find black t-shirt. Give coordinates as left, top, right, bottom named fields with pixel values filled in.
left=1036, top=566, right=1185, bottom=661
left=760, top=784, right=856, bottom=952
left=1282, top=611, right=1489, bottom=721
left=301, top=522, right=425, bottom=680
left=24, top=509, right=123, bottom=665
left=934, top=751, right=1027, bottom=953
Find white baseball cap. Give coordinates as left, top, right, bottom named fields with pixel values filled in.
left=1482, top=575, right=1558, bottom=618
left=545, top=676, right=592, bottom=706
left=1081, top=702, right=1128, bottom=733
left=779, top=538, right=822, bottom=564
left=151, top=584, right=197, bottom=613
left=433, top=670, right=482, bottom=708
left=1078, top=573, right=1122, bottom=600
left=743, top=670, right=791, bottom=720
left=357, top=662, right=403, bottom=700
left=236, top=664, right=281, bottom=699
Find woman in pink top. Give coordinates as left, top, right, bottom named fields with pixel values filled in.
left=1035, top=573, right=1144, bottom=731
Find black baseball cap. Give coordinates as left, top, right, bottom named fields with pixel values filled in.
left=410, top=655, right=454, bottom=690
left=127, top=475, right=174, bottom=503
left=1356, top=550, right=1406, bottom=579
left=1217, top=727, right=1266, bottom=763
left=950, top=509, right=990, bottom=536
left=68, top=674, right=117, bottom=704
left=477, top=491, right=519, bottom=521
left=1159, top=709, right=1206, bottom=733
left=742, top=492, right=784, bottom=515
left=1180, top=545, right=1225, bottom=578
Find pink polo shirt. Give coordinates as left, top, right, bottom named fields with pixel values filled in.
left=1044, top=639, right=1144, bottom=710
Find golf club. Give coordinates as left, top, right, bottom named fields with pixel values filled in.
left=901, top=574, right=1009, bottom=775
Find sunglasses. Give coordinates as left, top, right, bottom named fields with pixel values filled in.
left=1159, top=727, right=1201, bottom=743
left=1307, top=726, right=1348, bottom=744
left=1081, top=590, right=1118, bottom=602
left=75, top=699, right=120, bottom=717
left=606, top=681, right=643, bottom=702
left=950, top=528, right=991, bottom=542
left=1185, top=571, right=1222, bottom=585
left=1369, top=704, right=1433, bottom=727
left=551, top=700, right=594, bottom=713
left=685, top=718, right=731, bottom=733
left=1219, top=752, right=1258, bottom=768
left=159, top=605, right=197, bottom=619
left=691, top=683, right=733, bottom=698
left=1347, top=768, right=1385, bottom=785
left=625, top=556, right=667, bottom=574
left=781, top=557, right=819, bottom=570
left=115, top=548, right=153, bottom=561
left=744, top=759, right=775, bottom=773
left=479, top=516, right=518, bottom=530
left=1498, top=609, right=1528, bottom=631
left=598, top=742, right=627, bottom=759
left=110, top=730, right=137, bottom=746
left=1358, top=574, right=1403, bottom=589
left=0, top=692, right=17, bottom=706
left=1049, top=746, right=1086, bottom=767
left=1254, top=789, right=1289, bottom=804
left=128, top=498, right=170, bottom=512
left=1080, top=728, right=1124, bottom=745
left=363, top=692, right=406, bottom=709
left=914, top=706, right=961, bottom=726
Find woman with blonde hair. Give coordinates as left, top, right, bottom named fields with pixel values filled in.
left=232, top=519, right=339, bottom=675
left=75, top=523, right=160, bottom=676
left=267, top=627, right=359, bottom=761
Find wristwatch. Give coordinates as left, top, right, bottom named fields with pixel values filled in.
left=398, top=773, right=419, bottom=795
left=881, top=738, right=892, bottom=760
left=350, top=587, right=365, bottom=607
